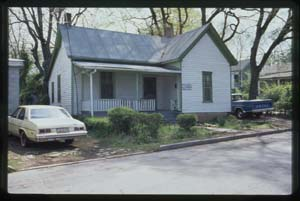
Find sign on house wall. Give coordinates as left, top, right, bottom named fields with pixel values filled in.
left=182, top=83, right=192, bottom=90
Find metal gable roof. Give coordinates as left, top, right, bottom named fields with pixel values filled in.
left=59, top=24, right=170, bottom=64
left=159, top=24, right=209, bottom=63
left=58, top=23, right=237, bottom=66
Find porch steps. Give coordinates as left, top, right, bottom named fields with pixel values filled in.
left=147, top=111, right=181, bottom=124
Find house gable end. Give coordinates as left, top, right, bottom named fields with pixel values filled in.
left=161, top=24, right=237, bottom=66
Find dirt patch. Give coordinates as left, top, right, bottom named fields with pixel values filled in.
left=263, top=116, right=292, bottom=128
left=8, top=134, right=134, bottom=170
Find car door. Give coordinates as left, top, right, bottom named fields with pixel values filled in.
left=14, top=108, right=26, bottom=137
left=8, top=107, right=21, bottom=135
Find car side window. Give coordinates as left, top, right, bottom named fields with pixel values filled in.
left=11, top=108, right=21, bottom=118
left=17, top=108, right=26, bottom=120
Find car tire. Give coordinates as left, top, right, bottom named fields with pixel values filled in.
left=20, top=131, right=28, bottom=147
left=65, top=139, right=74, bottom=145
left=236, top=109, right=244, bottom=119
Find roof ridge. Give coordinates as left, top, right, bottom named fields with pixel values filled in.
left=58, top=23, right=167, bottom=40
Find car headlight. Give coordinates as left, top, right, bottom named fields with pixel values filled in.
left=74, top=127, right=85, bottom=131
left=39, top=129, right=51, bottom=134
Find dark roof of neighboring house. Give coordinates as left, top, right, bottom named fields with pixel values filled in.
left=230, top=59, right=250, bottom=72
left=57, top=23, right=237, bottom=65
left=259, top=63, right=292, bottom=80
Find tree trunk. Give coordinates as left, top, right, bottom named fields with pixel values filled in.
left=249, top=66, right=260, bottom=99
left=42, top=78, right=50, bottom=104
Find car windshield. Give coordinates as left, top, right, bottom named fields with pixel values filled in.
left=30, top=108, right=71, bottom=119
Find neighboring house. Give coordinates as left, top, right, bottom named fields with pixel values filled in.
left=8, top=58, right=24, bottom=114
left=259, top=62, right=292, bottom=86
left=48, top=22, right=237, bottom=121
left=230, top=59, right=250, bottom=89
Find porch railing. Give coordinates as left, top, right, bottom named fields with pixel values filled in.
left=82, top=99, right=156, bottom=112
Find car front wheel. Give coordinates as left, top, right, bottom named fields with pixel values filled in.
left=20, top=132, right=28, bottom=147
left=236, top=109, right=244, bottom=119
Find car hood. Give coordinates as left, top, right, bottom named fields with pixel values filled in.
left=30, top=118, right=84, bottom=128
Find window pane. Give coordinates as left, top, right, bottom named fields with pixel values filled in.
left=11, top=108, right=20, bottom=118
left=51, top=82, right=54, bottom=103
left=202, top=72, right=212, bottom=102
left=57, top=75, right=61, bottom=103
left=17, top=108, right=25, bottom=120
left=30, top=108, right=70, bottom=119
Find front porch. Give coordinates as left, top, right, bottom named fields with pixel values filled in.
left=82, top=98, right=157, bottom=112
left=73, top=61, right=182, bottom=116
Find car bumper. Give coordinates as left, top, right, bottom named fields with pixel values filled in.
left=35, top=131, right=87, bottom=142
left=251, top=108, right=274, bottom=113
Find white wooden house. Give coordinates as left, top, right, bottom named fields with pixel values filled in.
left=48, top=23, right=237, bottom=120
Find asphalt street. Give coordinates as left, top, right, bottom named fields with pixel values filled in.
left=8, top=132, right=292, bottom=194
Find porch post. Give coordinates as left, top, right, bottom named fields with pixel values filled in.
left=136, top=72, right=139, bottom=99
left=176, top=74, right=181, bottom=111
left=89, top=69, right=96, bottom=117
left=135, top=72, right=139, bottom=111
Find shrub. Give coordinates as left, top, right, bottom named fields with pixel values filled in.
left=259, top=83, right=284, bottom=103
left=133, top=112, right=163, bottom=139
left=83, top=117, right=112, bottom=137
left=216, top=116, right=226, bottom=126
left=176, top=114, right=197, bottom=130
left=144, top=113, right=164, bottom=138
left=275, top=84, right=292, bottom=112
left=134, top=125, right=153, bottom=144
left=260, top=83, right=292, bottom=112
left=108, top=107, right=137, bottom=135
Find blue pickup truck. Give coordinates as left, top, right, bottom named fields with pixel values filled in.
left=231, top=93, right=273, bottom=119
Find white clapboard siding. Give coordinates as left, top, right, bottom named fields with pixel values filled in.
left=181, top=33, right=231, bottom=113
left=48, top=42, right=72, bottom=113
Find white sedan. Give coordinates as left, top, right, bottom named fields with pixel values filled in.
left=8, top=105, right=87, bottom=147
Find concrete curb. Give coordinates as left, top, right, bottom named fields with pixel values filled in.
left=158, top=128, right=291, bottom=151
left=17, top=151, right=146, bottom=172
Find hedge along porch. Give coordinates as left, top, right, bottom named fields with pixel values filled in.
left=72, top=62, right=181, bottom=116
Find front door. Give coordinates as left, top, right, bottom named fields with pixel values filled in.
left=143, top=77, right=156, bottom=99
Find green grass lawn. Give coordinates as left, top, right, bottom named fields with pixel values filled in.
left=208, top=115, right=274, bottom=130
left=88, top=124, right=218, bottom=152
left=81, top=115, right=274, bottom=153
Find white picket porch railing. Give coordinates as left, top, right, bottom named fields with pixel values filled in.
left=82, top=99, right=156, bottom=112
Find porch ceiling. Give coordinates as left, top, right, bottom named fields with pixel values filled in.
left=73, top=61, right=181, bottom=74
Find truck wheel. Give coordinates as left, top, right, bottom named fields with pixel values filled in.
left=65, top=139, right=74, bottom=145
left=236, top=109, right=244, bottom=119
left=20, top=131, right=28, bottom=147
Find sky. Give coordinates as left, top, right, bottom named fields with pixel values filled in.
left=76, top=8, right=291, bottom=62
left=9, top=7, right=291, bottom=63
